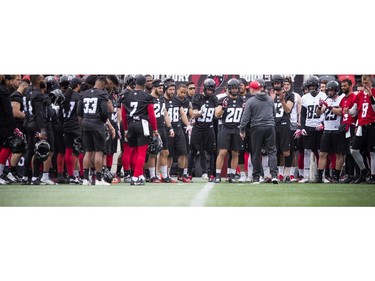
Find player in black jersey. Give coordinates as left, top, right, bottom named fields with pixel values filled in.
left=163, top=79, right=191, bottom=182
left=190, top=78, right=218, bottom=181
left=21, top=75, right=55, bottom=185
left=0, top=75, right=23, bottom=185
left=270, top=75, right=295, bottom=181
left=7, top=80, right=29, bottom=182
left=121, top=75, right=158, bottom=186
left=214, top=78, right=245, bottom=183
left=147, top=79, right=175, bottom=183
left=63, top=77, right=83, bottom=184
left=77, top=76, right=111, bottom=186
left=176, top=84, right=193, bottom=182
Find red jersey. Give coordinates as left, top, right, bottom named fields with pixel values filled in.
left=355, top=89, right=375, bottom=126
left=339, top=92, right=357, bottom=125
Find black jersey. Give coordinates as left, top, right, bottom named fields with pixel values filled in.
left=178, top=97, right=190, bottom=126
left=108, top=91, right=119, bottom=128
left=274, top=91, right=295, bottom=125
left=153, top=96, right=166, bottom=127
left=9, top=90, right=24, bottom=126
left=122, top=89, right=154, bottom=123
left=164, top=96, right=184, bottom=128
left=219, top=95, right=245, bottom=130
left=77, top=88, right=109, bottom=125
left=63, top=91, right=81, bottom=132
left=192, top=93, right=218, bottom=130
left=27, top=88, right=53, bottom=131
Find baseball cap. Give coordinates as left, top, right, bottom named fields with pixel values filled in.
left=249, top=80, right=261, bottom=90
left=152, top=79, right=164, bottom=88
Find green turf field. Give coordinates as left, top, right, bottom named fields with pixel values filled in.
left=1, top=178, right=375, bottom=206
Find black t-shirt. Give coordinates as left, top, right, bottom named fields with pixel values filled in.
left=164, top=96, right=184, bottom=128
left=122, top=89, right=154, bottom=123
left=77, top=88, right=109, bottom=125
left=63, top=91, right=81, bottom=132
left=153, top=96, right=167, bottom=127
left=219, top=95, right=245, bottom=130
left=274, top=91, right=295, bottom=124
left=192, top=93, right=218, bottom=130
left=9, top=90, right=24, bottom=125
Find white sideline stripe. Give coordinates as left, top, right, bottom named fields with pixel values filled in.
left=190, top=182, right=214, bottom=207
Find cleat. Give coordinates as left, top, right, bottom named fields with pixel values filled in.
left=150, top=177, right=161, bottom=183
left=178, top=176, right=191, bottom=183
left=40, top=178, right=56, bottom=185
left=82, top=179, right=90, bottom=186
left=214, top=177, right=221, bottom=183
left=201, top=173, right=208, bottom=180
left=271, top=177, right=279, bottom=184
left=95, top=179, right=110, bottom=186
left=161, top=177, right=177, bottom=183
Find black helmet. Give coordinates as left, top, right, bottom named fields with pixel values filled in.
left=306, top=75, right=320, bottom=89
left=45, top=76, right=60, bottom=92
left=73, top=137, right=84, bottom=156
left=35, top=140, right=50, bottom=161
left=11, top=134, right=27, bottom=154
left=49, top=89, right=65, bottom=106
left=326, top=80, right=340, bottom=95
left=163, top=78, right=176, bottom=92
left=59, top=75, right=74, bottom=90
left=203, top=78, right=216, bottom=94
left=124, top=75, right=136, bottom=89
left=271, top=74, right=284, bottom=90
left=148, top=136, right=163, bottom=155
left=227, top=78, right=240, bottom=95
left=102, top=166, right=114, bottom=183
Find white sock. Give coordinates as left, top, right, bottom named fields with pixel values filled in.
left=42, top=172, right=49, bottom=180
left=32, top=177, right=38, bottom=181
left=290, top=167, right=296, bottom=177
left=216, top=169, right=221, bottom=176
left=284, top=167, right=291, bottom=177
left=183, top=168, right=188, bottom=175
left=149, top=167, right=156, bottom=178
left=304, top=149, right=311, bottom=178
left=278, top=166, right=284, bottom=176
left=0, top=164, right=4, bottom=175
left=74, top=170, right=79, bottom=177
left=160, top=165, right=168, bottom=178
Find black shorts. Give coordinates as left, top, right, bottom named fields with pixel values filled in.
left=64, top=130, right=80, bottom=149
left=302, top=126, right=322, bottom=151
left=351, top=123, right=375, bottom=152
left=168, top=126, right=187, bottom=157
left=342, top=125, right=355, bottom=155
left=127, top=121, right=152, bottom=148
left=159, top=126, right=169, bottom=150
left=320, top=130, right=344, bottom=153
left=105, top=136, right=118, bottom=155
left=82, top=125, right=106, bottom=152
left=217, top=127, right=243, bottom=151
left=190, top=127, right=216, bottom=153
left=275, top=123, right=291, bottom=154
left=53, top=126, right=65, bottom=153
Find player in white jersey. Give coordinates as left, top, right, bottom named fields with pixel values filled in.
left=315, top=80, right=344, bottom=183
left=296, top=76, right=327, bottom=182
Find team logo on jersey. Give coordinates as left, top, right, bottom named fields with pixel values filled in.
left=207, top=75, right=224, bottom=88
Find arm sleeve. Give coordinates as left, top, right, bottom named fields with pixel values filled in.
left=121, top=104, right=128, bottom=130
left=147, top=104, right=157, bottom=131
left=100, top=99, right=108, bottom=122
left=300, top=106, right=307, bottom=129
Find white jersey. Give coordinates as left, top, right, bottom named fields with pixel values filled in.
left=322, top=94, right=344, bottom=131
left=302, top=91, right=327, bottom=128
left=290, top=92, right=300, bottom=130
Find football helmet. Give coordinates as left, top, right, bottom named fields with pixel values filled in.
left=49, top=89, right=65, bottom=106
left=203, top=78, right=216, bottom=94
left=102, top=167, right=114, bottom=183
left=148, top=136, right=163, bottom=155
left=227, top=78, right=240, bottom=96
left=73, top=137, right=84, bottom=156
left=11, top=134, right=27, bottom=154
left=306, top=75, right=320, bottom=89
left=271, top=74, right=284, bottom=90
left=124, top=75, right=136, bottom=89
left=34, top=140, right=50, bottom=161
left=326, top=80, right=340, bottom=97
left=45, top=76, right=60, bottom=92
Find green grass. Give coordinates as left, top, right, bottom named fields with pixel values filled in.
left=1, top=179, right=375, bottom=206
